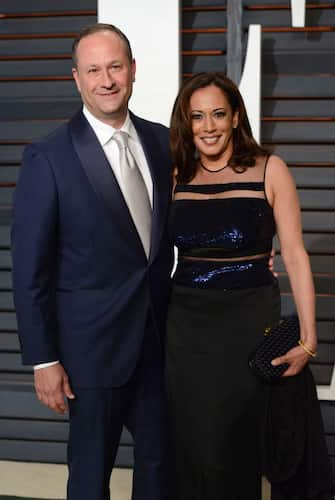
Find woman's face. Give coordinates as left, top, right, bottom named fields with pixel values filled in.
left=189, top=84, right=239, bottom=162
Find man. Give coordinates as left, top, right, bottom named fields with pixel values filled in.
left=11, top=23, right=172, bottom=500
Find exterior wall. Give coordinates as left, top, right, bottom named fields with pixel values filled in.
left=98, top=0, right=180, bottom=126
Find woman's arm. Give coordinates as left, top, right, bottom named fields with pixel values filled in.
left=266, top=155, right=317, bottom=376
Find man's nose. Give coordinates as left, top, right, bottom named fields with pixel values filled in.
left=101, top=69, right=113, bottom=87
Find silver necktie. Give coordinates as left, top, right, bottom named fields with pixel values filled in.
left=113, top=131, right=152, bottom=258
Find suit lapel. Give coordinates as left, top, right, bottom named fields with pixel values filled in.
left=69, top=111, right=145, bottom=256
left=131, top=112, right=170, bottom=263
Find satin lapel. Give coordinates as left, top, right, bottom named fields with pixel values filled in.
left=69, top=111, right=145, bottom=255
left=131, top=113, right=170, bottom=263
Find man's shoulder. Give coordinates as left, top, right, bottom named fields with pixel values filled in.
left=130, top=112, right=170, bottom=161
left=130, top=112, right=168, bottom=135
left=26, top=110, right=82, bottom=156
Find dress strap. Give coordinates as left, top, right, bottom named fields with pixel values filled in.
left=172, top=168, right=178, bottom=197
left=263, top=155, right=271, bottom=206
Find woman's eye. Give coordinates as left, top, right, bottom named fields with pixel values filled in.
left=214, top=111, right=226, bottom=118
left=191, top=114, right=202, bottom=120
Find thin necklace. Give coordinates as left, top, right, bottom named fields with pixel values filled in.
left=200, top=160, right=229, bottom=173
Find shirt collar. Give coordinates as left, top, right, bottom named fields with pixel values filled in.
left=82, top=106, right=137, bottom=147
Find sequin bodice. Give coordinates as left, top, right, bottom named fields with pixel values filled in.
left=170, top=181, right=276, bottom=289
left=172, top=182, right=275, bottom=259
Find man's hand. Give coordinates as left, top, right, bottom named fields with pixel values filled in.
left=34, top=364, right=75, bottom=414
left=268, top=248, right=278, bottom=277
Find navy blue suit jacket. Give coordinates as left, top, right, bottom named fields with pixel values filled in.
left=11, top=110, right=173, bottom=387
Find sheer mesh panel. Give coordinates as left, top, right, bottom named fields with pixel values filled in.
left=181, top=253, right=270, bottom=262
left=174, top=188, right=266, bottom=201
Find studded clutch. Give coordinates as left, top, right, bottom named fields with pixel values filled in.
left=248, top=316, right=300, bottom=383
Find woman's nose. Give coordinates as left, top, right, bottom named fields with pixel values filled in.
left=203, top=116, right=216, bottom=132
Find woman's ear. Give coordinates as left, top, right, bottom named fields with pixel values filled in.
left=233, top=111, right=239, bottom=129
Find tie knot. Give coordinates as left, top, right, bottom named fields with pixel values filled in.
left=113, top=130, right=128, bottom=149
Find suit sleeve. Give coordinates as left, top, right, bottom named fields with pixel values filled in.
left=11, top=144, right=60, bottom=365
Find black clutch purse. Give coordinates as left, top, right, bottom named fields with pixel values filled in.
left=248, top=316, right=300, bottom=383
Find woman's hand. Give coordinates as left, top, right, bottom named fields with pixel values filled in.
left=271, top=344, right=310, bottom=377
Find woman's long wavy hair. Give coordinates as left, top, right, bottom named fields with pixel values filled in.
left=169, top=72, right=271, bottom=183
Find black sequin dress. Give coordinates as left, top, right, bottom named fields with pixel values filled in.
left=166, top=175, right=281, bottom=500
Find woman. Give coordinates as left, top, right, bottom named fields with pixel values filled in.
left=166, top=72, right=318, bottom=499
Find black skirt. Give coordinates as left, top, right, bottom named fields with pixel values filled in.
left=166, top=281, right=281, bottom=500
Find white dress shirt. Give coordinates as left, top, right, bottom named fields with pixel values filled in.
left=83, top=106, right=153, bottom=207
left=34, top=107, right=153, bottom=370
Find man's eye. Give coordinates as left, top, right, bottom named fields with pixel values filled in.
left=112, top=64, right=121, bottom=70
left=88, top=68, right=98, bottom=73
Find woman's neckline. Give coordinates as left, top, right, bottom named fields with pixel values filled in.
left=176, top=181, right=264, bottom=187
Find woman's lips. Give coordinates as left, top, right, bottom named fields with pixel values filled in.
left=201, top=136, right=220, bottom=145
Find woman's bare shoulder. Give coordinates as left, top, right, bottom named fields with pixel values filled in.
left=266, top=154, right=297, bottom=197
left=267, top=154, right=290, bottom=169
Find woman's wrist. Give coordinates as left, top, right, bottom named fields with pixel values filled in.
left=299, top=328, right=317, bottom=352
left=298, top=338, right=317, bottom=358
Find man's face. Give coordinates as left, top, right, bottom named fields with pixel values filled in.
left=72, top=31, right=136, bottom=128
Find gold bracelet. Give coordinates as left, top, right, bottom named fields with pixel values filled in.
left=298, top=339, right=317, bottom=358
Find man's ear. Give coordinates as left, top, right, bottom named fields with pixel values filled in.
left=72, top=68, right=81, bottom=93
left=132, top=58, right=136, bottom=82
